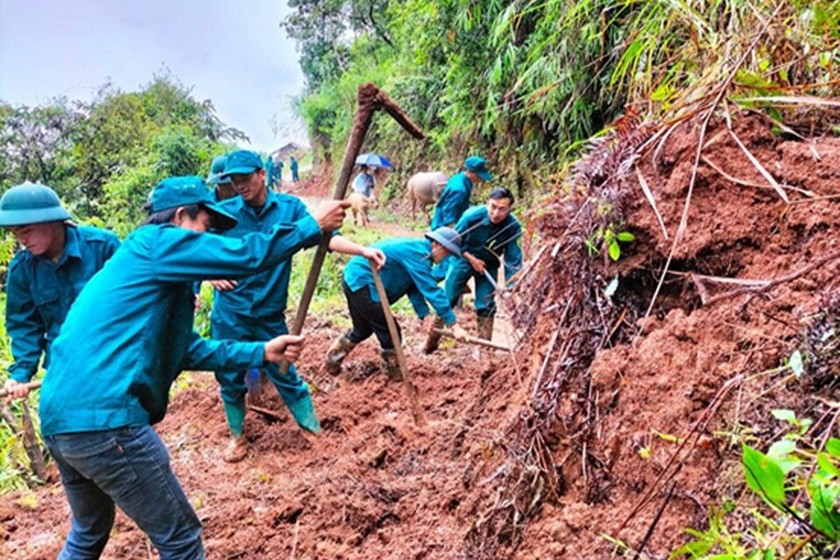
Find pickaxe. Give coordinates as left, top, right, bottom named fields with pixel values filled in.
left=282, top=83, right=425, bottom=377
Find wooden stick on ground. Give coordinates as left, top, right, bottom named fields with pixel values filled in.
left=0, top=381, right=47, bottom=481
left=432, top=329, right=511, bottom=351
left=371, top=266, right=427, bottom=427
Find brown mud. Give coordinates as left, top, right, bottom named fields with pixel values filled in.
left=2, top=115, right=839, bottom=558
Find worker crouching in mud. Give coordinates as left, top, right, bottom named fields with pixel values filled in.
left=325, top=227, right=469, bottom=378
left=425, top=187, right=522, bottom=352
left=30, top=176, right=348, bottom=560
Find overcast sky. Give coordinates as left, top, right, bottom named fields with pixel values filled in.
left=0, top=0, right=307, bottom=153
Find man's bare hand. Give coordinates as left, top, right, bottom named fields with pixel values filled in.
left=264, top=334, right=306, bottom=364
left=3, top=379, right=31, bottom=402
left=364, top=248, right=387, bottom=270
left=210, top=279, right=238, bottom=291
left=468, top=254, right=486, bottom=274
left=451, top=324, right=469, bottom=342
left=313, top=200, right=351, bottom=232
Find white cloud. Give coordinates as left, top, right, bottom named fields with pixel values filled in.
left=0, top=0, right=307, bottom=152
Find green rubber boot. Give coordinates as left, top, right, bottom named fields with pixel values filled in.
left=286, top=394, right=321, bottom=433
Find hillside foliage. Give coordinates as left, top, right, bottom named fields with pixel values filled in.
left=0, top=73, right=245, bottom=237
left=285, top=0, right=839, bottom=196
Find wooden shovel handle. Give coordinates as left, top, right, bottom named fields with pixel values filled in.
left=0, top=379, right=42, bottom=398
left=371, top=267, right=427, bottom=427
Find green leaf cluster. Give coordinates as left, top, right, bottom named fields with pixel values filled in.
left=0, top=72, right=244, bottom=236
left=673, top=410, right=840, bottom=558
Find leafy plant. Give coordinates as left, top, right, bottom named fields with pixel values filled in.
left=586, top=226, right=636, bottom=261
left=673, top=410, right=840, bottom=558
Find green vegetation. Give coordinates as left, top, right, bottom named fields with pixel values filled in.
left=0, top=73, right=247, bottom=491
left=286, top=221, right=414, bottom=326
left=286, top=0, right=839, bottom=197
left=0, top=71, right=245, bottom=237
left=672, top=412, right=840, bottom=558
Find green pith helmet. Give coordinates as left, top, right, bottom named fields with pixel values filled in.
left=207, top=155, right=232, bottom=185
left=425, top=226, right=463, bottom=257
left=0, top=182, right=72, bottom=227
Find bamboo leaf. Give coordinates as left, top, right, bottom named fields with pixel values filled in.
left=608, top=241, right=621, bottom=261
left=726, top=128, right=789, bottom=203
left=827, top=438, right=840, bottom=458
left=771, top=409, right=796, bottom=423
left=817, top=452, right=840, bottom=478
left=788, top=350, right=804, bottom=377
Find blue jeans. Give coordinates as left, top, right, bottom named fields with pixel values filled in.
left=45, top=426, right=204, bottom=560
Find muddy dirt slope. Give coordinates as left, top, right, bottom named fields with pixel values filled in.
left=2, top=115, right=839, bottom=559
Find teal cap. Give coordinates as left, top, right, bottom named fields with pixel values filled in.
left=0, top=183, right=73, bottom=227
left=150, top=176, right=238, bottom=231
left=207, top=155, right=232, bottom=186
left=222, top=150, right=264, bottom=176
left=425, top=226, right=462, bottom=257
left=464, top=156, right=492, bottom=181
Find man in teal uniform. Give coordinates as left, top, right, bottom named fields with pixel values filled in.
left=290, top=156, right=300, bottom=182
left=430, top=155, right=492, bottom=230
left=325, top=227, right=468, bottom=377
left=265, top=155, right=283, bottom=191
left=33, top=176, right=348, bottom=559
left=212, top=150, right=385, bottom=462
left=1, top=183, right=120, bottom=400
left=426, top=187, right=522, bottom=351
left=206, top=155, right=236, bottom=201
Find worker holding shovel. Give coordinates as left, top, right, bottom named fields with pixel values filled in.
left=325, top=227, right=469, bottom=378
left=1, top=183, right=120, bottom=400
left=33, top=176, right=348, bottom=560
left=425, top=187, right=522, bottom=351
left=210, top=150, right=385, bottom=463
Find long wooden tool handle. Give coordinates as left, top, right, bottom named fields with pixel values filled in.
left=0, top=379, right=42, bottom=398
left=282, top=84, right=425, bottom=375
left=432, top=329, right=511, bottom=352
left=371, top=267, right=427, bottom=427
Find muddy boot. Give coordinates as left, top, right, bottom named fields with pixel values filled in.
left=286, top=394, right=321, bottom=434
left=324, top=335, right=357, bottom=376
left=422, top=317, right=446, bottom=354
left=223, top=436, right=248, bottom=463
left=381, top=349, right=402, bottom=381
left=476, top=316, right=495, bottom=341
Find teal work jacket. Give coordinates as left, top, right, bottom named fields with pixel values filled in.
left=431, top=172, right=473, bottom=229
left=455, top=206, right=523, bottom=280
left=343, top=238, right=456, bottom=326
left=39, top=216, right=321, bottom=436
left=5, top=225, right=120, bottom=382
left=212, top=192, right=322, bottom=323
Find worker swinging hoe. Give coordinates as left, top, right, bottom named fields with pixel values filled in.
left=283, top=83, right=430, bottom=426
